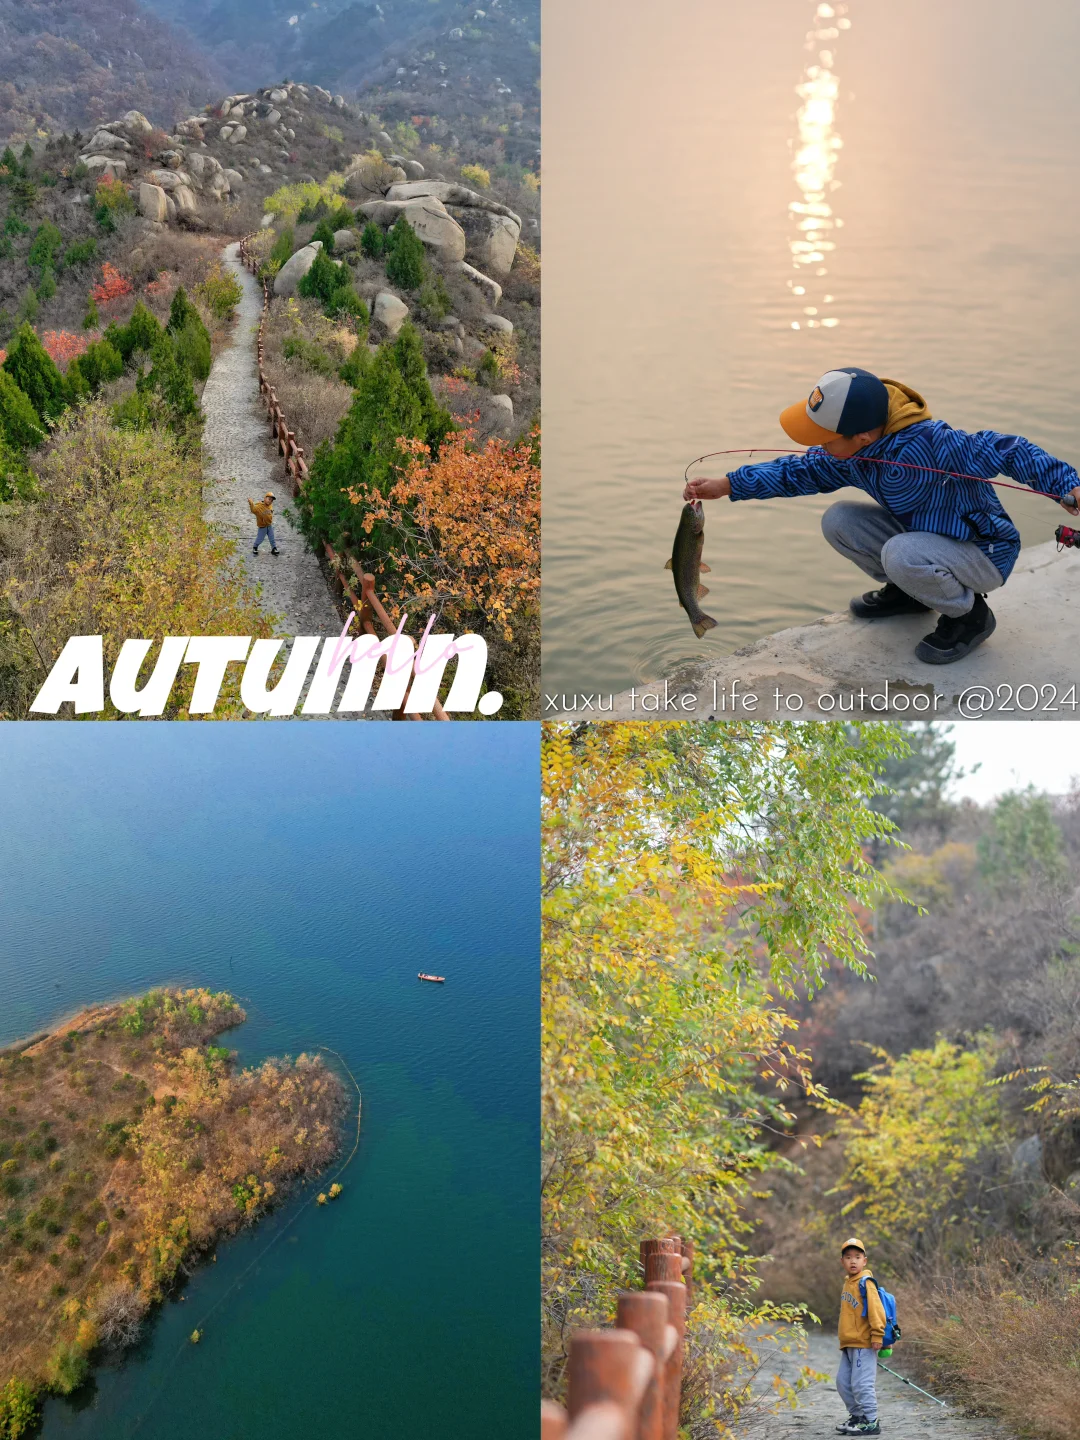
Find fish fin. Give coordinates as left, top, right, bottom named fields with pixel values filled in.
left=699, top=563, right=711, bottom=573
left=692, top=614, right=718, bottom=639
left=697, top=585, right=709, bottom=598
left=664, top=558, right=673, bottom=571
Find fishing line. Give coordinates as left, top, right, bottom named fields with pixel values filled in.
left=128, top=1045, right=362, bottom=1437
left=684, top=448, right=1079, bottom=509
left=877, top=1359, right=948, bottom=1408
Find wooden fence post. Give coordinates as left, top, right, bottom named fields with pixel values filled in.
left=615, top=1291, right=668, bottom=1440
left=645, top=1280, right=685, bottom=1440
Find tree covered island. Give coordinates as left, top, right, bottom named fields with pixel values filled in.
left=0, top=988, right=348, bottom=1435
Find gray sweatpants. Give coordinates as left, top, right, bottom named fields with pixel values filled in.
left=837, top=1347, right=878, bottom=1421
left=822, top=500, right=1004, bottom=618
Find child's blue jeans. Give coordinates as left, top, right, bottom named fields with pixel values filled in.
left=837, top=1347, right=878, bottom=1421
left=254, top=525, right=277, bottom=552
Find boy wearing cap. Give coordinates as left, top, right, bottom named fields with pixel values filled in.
left=835, top=1237, right=884, bottom=1436
left=683, top=367, right=1080, bottom=664
left=248, top=492, right=280, bottom=556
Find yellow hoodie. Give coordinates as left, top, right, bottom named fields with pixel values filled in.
left=838, top=1266, right=886, bottom=1349
left=880, top=379, right=931, bottom=436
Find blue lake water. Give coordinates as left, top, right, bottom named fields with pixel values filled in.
left=0, top=723, right=538, bottom=1439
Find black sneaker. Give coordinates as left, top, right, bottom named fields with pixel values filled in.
left=849, top=1421, right=880, bottom=1436
left=915, top=594, right=996, bottom=664
left=836, top=1417, right=858, bottom=1433
left=252, top=546, right=259, bottom=555
left=271, top=547, right=280, bottom=556
left=850, top=583, right=931, bottom=619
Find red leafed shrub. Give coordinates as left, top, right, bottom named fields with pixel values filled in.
left=92, top=264, right=134, bottom=307
left=41, top=331, right=92, bottom=369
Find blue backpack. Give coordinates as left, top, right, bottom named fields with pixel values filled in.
left=859, top=1274, right=901, bottom=1349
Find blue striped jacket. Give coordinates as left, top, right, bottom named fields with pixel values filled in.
left=727, top=420, right=1079, bottom=580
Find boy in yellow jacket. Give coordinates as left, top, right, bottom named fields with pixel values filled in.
left=835, top=1237, right=885, bottom=1436
left=248, top=492, right=280, bottom=556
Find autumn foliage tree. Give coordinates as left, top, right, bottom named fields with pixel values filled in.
left=349, top=423, right=540, bottom=643
left=91, top=263, right=134, bottom=309
left=542, top=722, right=911, bottom=1417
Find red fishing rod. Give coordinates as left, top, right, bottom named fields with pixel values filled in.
left=683, top=448, right=1080, bottom=549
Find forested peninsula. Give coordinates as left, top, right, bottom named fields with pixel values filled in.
left=0, top=988, right=347, bottom=1433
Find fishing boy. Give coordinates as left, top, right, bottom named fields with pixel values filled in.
left=683, top=367, right=1080, bottom=664
left=836, top=1237, right=885, bottom=1436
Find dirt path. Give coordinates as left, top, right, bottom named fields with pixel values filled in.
left=736, top=1329, right=1009, bottom=1440
left=201, top=241, right=342, bottom=637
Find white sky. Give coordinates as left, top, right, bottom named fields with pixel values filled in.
left=944, top=723, right=1080, bottom=805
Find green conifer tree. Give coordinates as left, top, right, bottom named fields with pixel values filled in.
left=384, top=216, right=426, bottom=290
left=0, top=366, right=45, bottom=450
left=2, top=323, right=68, bottom=422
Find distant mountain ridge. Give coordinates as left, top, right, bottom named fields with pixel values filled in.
left=0, top=0, right=226, bottom=140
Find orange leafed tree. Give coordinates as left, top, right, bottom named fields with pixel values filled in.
left=92, top=263, right=134, bottom=307
left=348, top=424, right=540, bottom=642
left=41, top=331, right=92, bottom=368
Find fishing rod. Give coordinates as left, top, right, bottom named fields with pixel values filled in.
left=683, top=449, right=1080, bottom=546
left=877, top=1359, right=948, bottom=1409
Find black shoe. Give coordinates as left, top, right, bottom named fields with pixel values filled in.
left=252, top=546, right=259, bottom=554
left=271, top=547, right=280, bottom=556
left=850, top=582, right=931, bottom=619
left=836, top=1418, right=857, bottom=1433
left=915, top=594, right=996, bottom=665
left=849, top=1422, right=880, bottom=1436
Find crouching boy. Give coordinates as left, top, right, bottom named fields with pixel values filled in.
left=836, top=1237, right=884, bottom=1436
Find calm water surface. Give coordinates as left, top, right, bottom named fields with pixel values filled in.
left=0, top=724, right=537, bottom=1439
left=543, top=0, right=1080, bottom=695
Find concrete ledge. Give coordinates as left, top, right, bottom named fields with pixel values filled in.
left=608, top=539, right=1080, bottom=721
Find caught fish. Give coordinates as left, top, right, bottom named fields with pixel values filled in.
left=666, top=501, right=717, bottom=639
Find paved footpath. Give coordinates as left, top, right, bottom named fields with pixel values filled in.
left=735, top=1330, right=1009, bottom=1440
left=202, top=241, right=343, bottom=637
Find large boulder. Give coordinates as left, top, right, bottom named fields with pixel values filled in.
left=207, top=171, right=231, bottom=198
left=269, top=88, right=289, bottom=104
left=187, top=152, right=222, bottom=182
left=267, top=109, right=282, bottom=126
left=373, top=291, right=409, bottom=337
left=146, top=169, right=191, bottom=193
left=224, top=168, right=245, bottom=189
left=88, top=130, right=131, bottom=152
left=454, top=209, right=521, bottom=277
left=481, top=312, right=514, bottom=335
left=273, top=241, right=323, bottom=297
left=333, top=228, right=358, bottom=252
left=173, top=186, right=198, bottom=215
left=384, top=181, right=521, bottom=226
left=81, top=156, right=128, bottom=180
left=456, top=260, right=503, bottom=308
left=357, top=197, right=466, bottom=262
left=123, top=110, right=153, bottom=134
left=228, top=125, right=248, bottom=145
left=139, top=183, right=168, bottom=222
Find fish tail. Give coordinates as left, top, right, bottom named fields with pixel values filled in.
left=692, top=615, right=718, bottom=639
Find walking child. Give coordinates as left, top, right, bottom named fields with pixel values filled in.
left=835, top=1237, right=884, bottom=1436
left=683, top=367, right=1080, bottom=664
left=249, top=491, right=280, bottom=556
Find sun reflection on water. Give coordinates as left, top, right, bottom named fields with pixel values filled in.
left=787, top=1, right=851, bottom=330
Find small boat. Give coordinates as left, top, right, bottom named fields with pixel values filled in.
left=418, top=972, right=445, bottom=984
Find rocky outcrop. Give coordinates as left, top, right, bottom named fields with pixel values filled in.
left=384, top=181, right=521, bottom=226
left=139, top=182, right=168, bottom=222
left=373, top=291, right=409, bottom=337
left=456, top=260, right=503, bottom=307
left=88, top=130, right=132, bottom=153
left=333, top=229, right=358, bottom=252
left=357, top=197, right=466, bottom=262
left=123, top=110, right=153, bottom=135
left=454, top=209, right=521, bottom=276
left=81, top=156, right=128, bottom=180
left=273, top=241, right=323, bottom=297
left=481, top=312, right=514, bottom=335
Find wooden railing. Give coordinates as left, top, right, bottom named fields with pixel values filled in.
left=543, top=1238, right=693, bottom=1440
left=236, top=234, right=448, bottom=721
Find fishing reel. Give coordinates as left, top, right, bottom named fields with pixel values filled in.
left=1055, top=524, right=1080, bottom=550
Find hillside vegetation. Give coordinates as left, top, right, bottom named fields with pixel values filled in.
left=0, top=989, right=347, bottom=1436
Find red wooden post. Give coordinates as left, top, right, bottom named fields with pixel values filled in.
left=541, top=1400, right=568, bottom=1440
left=645, top=1281, right=685, bottom=1440
left=616, top=1291, right=668, bottom=1440
left=566, top=1329, right=639, bottom=1422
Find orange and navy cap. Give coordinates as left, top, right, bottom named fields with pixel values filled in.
left=780, top=367, right=890, bottom=446
left=840, top=1236, right=867, bottom=1255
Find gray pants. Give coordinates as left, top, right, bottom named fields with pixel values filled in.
left=822, top=500, right=1004, bottom=618
left=837, top=1347, right=878, bottom=1422
left=254, top=524, right=277, bottom=552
